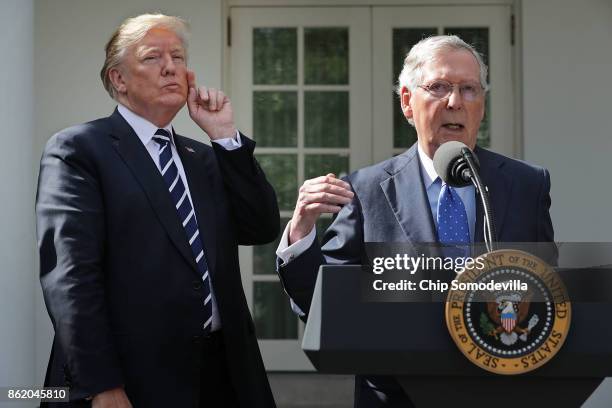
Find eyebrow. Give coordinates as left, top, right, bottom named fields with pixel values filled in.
left=136, top=45, right=185, bottom=56
left=424, top=78, right=480, bottom=85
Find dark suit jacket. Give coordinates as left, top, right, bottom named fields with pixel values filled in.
left=277, top=143, right=555, bottom=407
left=36, top=109, right=280, bottom=407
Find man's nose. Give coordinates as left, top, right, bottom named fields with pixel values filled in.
left=161, top=54, right=176, bottom=76
left=446, top=86, right=463, bottom=110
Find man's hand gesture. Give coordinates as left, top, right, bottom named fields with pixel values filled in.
left=186, top=70, right=236, bottom=140
left=289, top=173, right=354, bottom=245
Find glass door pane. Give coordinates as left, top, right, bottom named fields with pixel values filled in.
left=230, top=6, right=371, bottom=371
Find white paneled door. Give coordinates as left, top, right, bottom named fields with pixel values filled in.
left=230, top=4, right=512, bottom=371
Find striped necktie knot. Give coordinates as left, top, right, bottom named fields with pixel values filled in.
left=153, top=128, right=172, bottom=146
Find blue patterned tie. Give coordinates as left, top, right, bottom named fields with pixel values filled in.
left=153, top=129, right=213, bottom=333
left=437, top=182, right=470, bottom=257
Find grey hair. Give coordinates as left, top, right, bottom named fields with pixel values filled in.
left=100, top=13, right=190, bottom=99
left=396, top=34, right=489, bottom=98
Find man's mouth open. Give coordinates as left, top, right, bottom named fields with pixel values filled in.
left=442, top=123, right=464, bottom=131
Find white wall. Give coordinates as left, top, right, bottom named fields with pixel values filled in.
left=522, top=0, right=612, bottom=242
left=0, top=1, right=35, bottom=407
left=522, top=1, right=612, bottom=405
left=33, top=0, right=224, bottom=385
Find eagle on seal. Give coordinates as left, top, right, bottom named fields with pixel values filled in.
left=487, top=289, right=538, bottom=346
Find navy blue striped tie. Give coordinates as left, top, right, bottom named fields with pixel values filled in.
left=153, top=129, right=213, bottom=333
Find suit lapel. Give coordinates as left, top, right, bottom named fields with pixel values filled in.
left=379, top=145, right=438, bottom=245
left=175, top=135, right=218, bottom=276
left=107, top=109, right=200, bottom=277
left=474, top=147, right=512, bottom=243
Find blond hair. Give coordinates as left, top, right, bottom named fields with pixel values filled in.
left=100, top=13, right=190, bottom=99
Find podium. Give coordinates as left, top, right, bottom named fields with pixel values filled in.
left=302, top=265, right=612, bottom=407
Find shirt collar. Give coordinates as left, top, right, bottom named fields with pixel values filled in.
left=117, top=104, right=175, bottom=146
left=417, top=143, right=439, bottom=188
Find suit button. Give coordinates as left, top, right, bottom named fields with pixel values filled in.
left=193, top=280, right=202, bottom=290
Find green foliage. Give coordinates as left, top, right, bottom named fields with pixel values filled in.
left=480, top=312, right=496, bottom=337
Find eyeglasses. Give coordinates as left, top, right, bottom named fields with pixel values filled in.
left=418, top=80, right=485, bottom=102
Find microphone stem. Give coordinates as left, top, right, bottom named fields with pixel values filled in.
left=462, top=149, right=497, bottom=252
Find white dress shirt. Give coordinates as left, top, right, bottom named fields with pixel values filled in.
left=117, top=104, right=241, bottom=331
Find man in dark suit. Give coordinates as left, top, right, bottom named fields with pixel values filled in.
left=36, top=13, right=279, bottom=407
left=276, top=35, right=554, bottom=407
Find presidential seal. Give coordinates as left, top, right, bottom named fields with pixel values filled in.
left=445, top=249, right=571, bottom=375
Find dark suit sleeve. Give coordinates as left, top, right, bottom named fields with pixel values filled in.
left=277, top=181, right=364, bottom=316
left=36, top=133, right=123, bottom=399
left=536, top=168, right=558, bottom=265
left=212, top=133, right=280, bottom=245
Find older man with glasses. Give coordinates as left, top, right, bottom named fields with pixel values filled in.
left=276, top=35, right=555, bottom=407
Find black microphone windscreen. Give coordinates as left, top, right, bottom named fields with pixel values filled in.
left=433, top=141, right=476, bottom=187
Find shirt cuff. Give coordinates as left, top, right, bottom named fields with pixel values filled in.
left=276, top=220, right=316, bottom=264
left=290, top=298, right=306, bottom=317
left=211, top=130, right=242, bottom=150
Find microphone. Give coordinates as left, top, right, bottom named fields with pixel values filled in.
left=433, top=141, right=496, bottom=251
left=433, top=141, right=480, bottom=187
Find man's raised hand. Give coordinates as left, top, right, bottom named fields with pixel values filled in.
left=186, top=70, right=236, bottom=140
left=289, top=173, right=354, bottom=245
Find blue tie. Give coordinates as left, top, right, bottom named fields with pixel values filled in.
left=437, top=182, right=470, bottom=257
left=153, top=129, right=213, bottom=333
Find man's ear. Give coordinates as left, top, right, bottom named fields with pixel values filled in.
left=400, top=86, right=413, bottom=119
left=108, top=67, right=127, bottom=95
left=479, top=99, right=486, bottom=122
